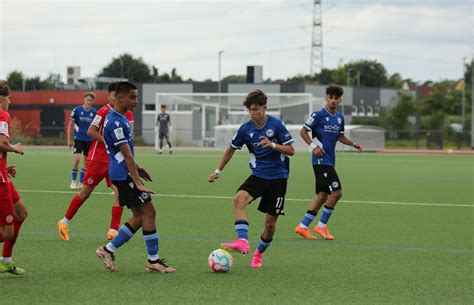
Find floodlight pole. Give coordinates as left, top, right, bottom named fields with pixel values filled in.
left=462, top=57, right=467, bottom=127
left=471, top=57, right=474, bottom=149
left=218, top=50, right=224, bottom=94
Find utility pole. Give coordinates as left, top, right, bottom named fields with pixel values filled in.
left=310, top=0, right=323, bottom=75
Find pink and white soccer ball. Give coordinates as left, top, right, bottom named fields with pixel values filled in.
left=208, top=249, right=233, bottom=273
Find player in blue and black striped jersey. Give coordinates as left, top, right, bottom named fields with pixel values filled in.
left=67, top=92, right=96, bottom=189
left=295, top=85, right=362, bottom=240
left=208, top=89, right=295, bottom=269
left=96, top=81, right=175, bottom=273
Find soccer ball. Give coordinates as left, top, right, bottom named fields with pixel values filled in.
left=208, top=249, right=233, bottom=273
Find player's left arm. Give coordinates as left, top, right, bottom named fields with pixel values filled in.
left=338, top=135, right=362, bottom=152
left=0, top=134, right=23, bottom=155
left=87, top=124, right=104, bottom=143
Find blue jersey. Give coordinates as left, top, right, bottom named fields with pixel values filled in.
left=304, top=108, right=345, bottom=167
left=103, top=109, right=134, bottom=181
left=231, top=115, right=294, bottom=179
left=70, top=105, right=96, bottom=141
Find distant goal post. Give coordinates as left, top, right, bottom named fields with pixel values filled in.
left=152, top=92, right=322, bottom=149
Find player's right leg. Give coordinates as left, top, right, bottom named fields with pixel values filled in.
left=221, top=189, right=255, bottom=255
left=314, top=190, right=341, bottom=240
left=295, top=193, right=327, bottom=240
left=58, top=160, right=108, bottom=241
left=70, top=152, right=81, bottom=189
left=1, top=184, right=27, bottom=275
left=0, top=185, right=15, bottom=274
left=107, top=184, right=123, bottom=240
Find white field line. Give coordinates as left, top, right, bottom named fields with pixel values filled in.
left=17, top=189, right=473, bottom=208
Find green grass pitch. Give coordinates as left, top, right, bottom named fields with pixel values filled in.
left=2, top=148, right=473, bottom=304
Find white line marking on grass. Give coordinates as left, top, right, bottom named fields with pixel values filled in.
left=18, top=189, right=474, bottom=208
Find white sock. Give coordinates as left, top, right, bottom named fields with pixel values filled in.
left=3, top=257, right=12, bottom=264
left=105, top=243, right=116, bottom=253
left=317, top=221, right=326, bottom=228
left=148, top=254, right=159, bottom=262
left=108, top=229, right=118, bottom=233
left=299, top=223, right=308, bottom=229
left=61, top=218, right=70, bottom=225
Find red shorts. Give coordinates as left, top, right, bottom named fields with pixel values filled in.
left=9, top=181, right=20, bottom=203
left=0, top=182, right=14, bottom=226
left=83, top=160, right=111, bottom=187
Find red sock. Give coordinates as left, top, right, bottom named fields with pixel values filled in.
left=0, top=232, right=4, bottom=243
left=2, top=219, right=23, bottom=258
left=109, top=206, right=123, bottom=231
left=64, top=195, right=86, bottom=220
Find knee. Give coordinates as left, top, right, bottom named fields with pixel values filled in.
left=233, top=197, right=245, bottom=209
left=3, top=229, right=14, bottom=241
left=264, top=219, right=276, bottom=231
left=17, top=210, right=28, bottom=222
left=333, top=190, right=342, bottom=201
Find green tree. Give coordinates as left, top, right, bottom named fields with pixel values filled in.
left=387, top=93, right=417, bottom=130
left=385, top=73, right=404, bottom=89
left=98, top=53, right=153, bottom=82
left=345, top=60, right=387, bottom=87
left=222, top=75, right=246, bottom=83
left=6, top=71, right=24, bottom=90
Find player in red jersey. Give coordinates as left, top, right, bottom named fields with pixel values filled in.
left=0, top=81, right=27, bottom=275
left=57, top=83, right=134, bottom=241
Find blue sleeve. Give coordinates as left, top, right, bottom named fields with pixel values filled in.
left=70, top=107, right=77, bottom=122
left=278, top=121, right=294, bottom=145
left=303, top=111, right=319, bottom=131
left=108, top=121, right=129, bottom=147
left=340, top=115, right=345, bottom=135
left=230, top=125, right=245, bottom=150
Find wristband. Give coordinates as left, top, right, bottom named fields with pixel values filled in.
left=310, top=143, right=318, bottom=150
left=271, top=142, right=276, bottom=149
left=214, top=169, right=221, bottom=174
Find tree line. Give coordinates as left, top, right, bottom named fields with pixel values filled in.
left=4, top=53, right=473, bottom=132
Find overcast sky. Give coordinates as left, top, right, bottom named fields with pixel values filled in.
left=0, top=0, right=472, bottom=84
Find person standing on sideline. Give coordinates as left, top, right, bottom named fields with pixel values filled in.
left=96, top=81, right=175, bottom=273
left=67, top=92, right=96, bottom=189
left=208, top=89, right=295, bottom=269
left=0, top=81, right=27, bottom=275
left=295, top=85, right=362, bottom=240
left=156, top=105, right=172, bottom=154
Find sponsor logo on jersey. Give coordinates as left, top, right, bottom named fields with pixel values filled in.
left=114, top=127, right=125, bottom=140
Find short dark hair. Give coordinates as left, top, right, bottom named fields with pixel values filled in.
left=326, top=85, right=343, bottom=97
left=0, top=81, right=11, bottom=97
left=115, top=81, right=137, bottom=96
left=243, top=89, right=267, bottom=108
left=84, top=92, right=96, bottom=99
left=108, top=82, right=118, bottom=93
left=161, top=105, right=166, bottom=109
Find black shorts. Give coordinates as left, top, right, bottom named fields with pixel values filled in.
left=112, top=176, right=152, bottom=209
left=73, top=140, right=91, bottom=156
left=237, top=175, right=287, bottom=216
left=313, top=165, right=342, bottom=194
left=159, top=131, right=169, bottom=140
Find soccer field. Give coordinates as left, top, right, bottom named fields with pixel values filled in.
left=3, top=148, right=473, bottom=304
